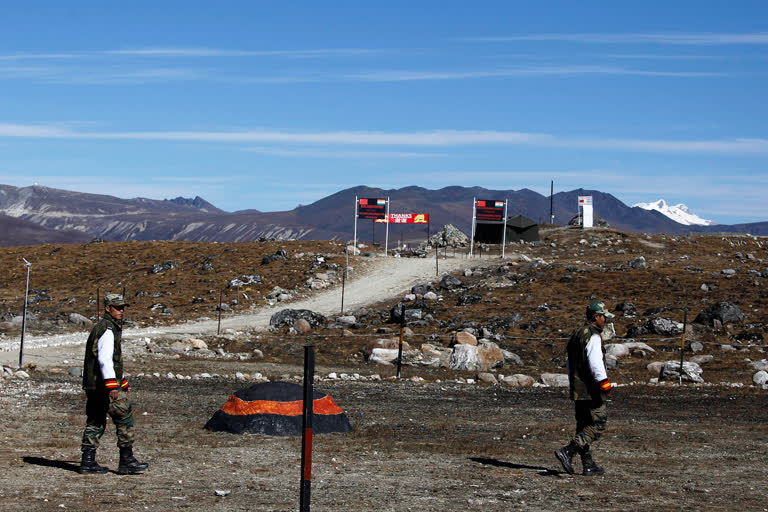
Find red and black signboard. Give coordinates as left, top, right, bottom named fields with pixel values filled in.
left=357, top=198, right=387, bottom=220
left=476, top=199, right=505, bottom=222
left=374, top=213, right=429, bottom=224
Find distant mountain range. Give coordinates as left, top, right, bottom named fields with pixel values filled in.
left=632, top=199, right=716, bottom=226
left=0, top=183, right=765, bottom=246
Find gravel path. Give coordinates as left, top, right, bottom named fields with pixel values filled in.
left=0, top=254, right=491, bottom=367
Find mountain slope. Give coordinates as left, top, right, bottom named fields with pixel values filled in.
left=633, top=199, right=716, bottom=226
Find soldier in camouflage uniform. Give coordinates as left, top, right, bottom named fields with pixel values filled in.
left=79, top=293, right=148, bottom=475
left=555, top=301, right=614, bottom=476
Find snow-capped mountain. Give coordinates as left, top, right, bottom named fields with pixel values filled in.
left=632, top=199, right=716, bottom=226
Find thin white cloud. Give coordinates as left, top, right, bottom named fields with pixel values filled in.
left=348, top=66, right=724, bottom=81
left=1, top=123, right=767, bottom=155
left=465, top=32, right=768, bottom=45
left=106, top=47, right=384, bottom=58
left=241, top=146, right=446, bottom=158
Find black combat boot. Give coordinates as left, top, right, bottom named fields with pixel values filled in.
left=580, top=448, right=605, bottom=476
left=554, top=440, right=579, bottom=474
left=117, top=446, right=149, bottom=475
left=79, top=448, right=108, bottom=474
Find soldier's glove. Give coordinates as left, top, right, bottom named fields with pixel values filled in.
left=121, top=379, right=130, bottom=392
left=598, top=379, right=612, bottom=394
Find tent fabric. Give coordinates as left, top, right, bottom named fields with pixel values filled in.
left=204, top=381, right=353, bottom=436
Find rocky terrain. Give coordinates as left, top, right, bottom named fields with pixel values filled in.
left=0, top=227, right=767, bottom=511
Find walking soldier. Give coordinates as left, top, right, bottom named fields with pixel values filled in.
left=79, top=293, right=148, bottom=475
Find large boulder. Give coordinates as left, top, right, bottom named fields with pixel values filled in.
left=501, top=374, right=535, bottom=387
left=659, top=361, right=704, bottom=383
left=694, top=302, right=745, bottom=326
left=648, top=318, right=684, bottom=336
left=750, top=359, right=768, bottom=372
left=269, top=309, right=327, bottom=329
left=449, top=344, right=480, bottom=371
left=753, top=371, right=768, bottom=386
left=68, top=313, right=92, bottom=328
left=538, top=373, right=569, bottom=387
left=476, top=342, right=504, bottom=371
left=604, top=344, right=630, bottom=359
left=439, top=275, right=463, bottom=290
left=451, top=331, right=478, bottom=346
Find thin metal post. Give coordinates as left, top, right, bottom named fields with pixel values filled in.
left=435, top=244, right=439, bottom=276
left=679, top=309, right=687, bottom=385
left=502, top=199, right=508, bottom=259
left=340, top=265, right=346, bottom=315
left=18, top=258, right=31, bottom=368
left=96, top=286, right=100, bottom=322
left=470, top=197, right=476, bottom=258
left=396, top=312, right=405, bottom=379
left=550, top=180, right=554, bottom=223
left=217, top=290, right=223, bottom=335
left=384, top=196, right=390, bottom=256
left=353, top=195, right=358, bottom=255
left=300, top=344, right=315, bottom=512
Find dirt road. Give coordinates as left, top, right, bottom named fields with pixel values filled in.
left=0, top=254, right=485, bottom=367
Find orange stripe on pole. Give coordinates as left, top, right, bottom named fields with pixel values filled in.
left=221, top=395, right=343, bottom=416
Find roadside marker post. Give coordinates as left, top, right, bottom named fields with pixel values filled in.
left=396, top=312, right=405, bottom=379
left=679, top=309, right=688, bottom=385
left=18, top=258, right=32, bottom=368
left=217, top=290, right=223, bottom=335
left=300, top=344, right=315, bottom=512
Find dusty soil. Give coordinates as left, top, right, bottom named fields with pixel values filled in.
left=1, top=228, right=767, bottom=511
left=1, top=373, right=766, bottom=512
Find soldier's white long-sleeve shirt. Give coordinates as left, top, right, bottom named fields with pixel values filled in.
left=96, top=329, right=116, bottom=381
left=586, top=333, right=608, bottom=383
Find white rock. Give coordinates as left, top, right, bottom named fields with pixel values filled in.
left=605, top=344, right=630, bottom=359
left=538, top=373, right=569, bottom=387
left=13, top=370, right=30, bottom=379
left=424, top=291, right=438, bottom=300
left=369, top=348, right=399, bottom=365
left=753, top=370, right=768, bottom=386
left=449, top=344, right=480, bottom=371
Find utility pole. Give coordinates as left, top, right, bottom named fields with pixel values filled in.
left=550, top=180, right=554, bottom=224
left=19, top=258, right=32, bottom=368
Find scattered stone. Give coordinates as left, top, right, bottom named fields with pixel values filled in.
left=270, top=309, right=327, bottom=329
left=753, top=371, right=768, bottom=386
left=439, top=275, right=463, bottom=290
left=501, top=350, right=523, bottom=366
left=68, top=313, right=92, bottom=327
left=449, top=344, right=480, bottom=371
left=149, top=260, right=177, bottom=274
left=477, top=372, right=498, bottom=385
left=694, top=302, right=745, bottom=326
left=629, top=256, right=647, bottom=269
left=605, top=344, right=630, bottom=359
left=501, top=374, right=535, bottom=387
left=457, top=294, right=482, bottom=306
left=228, top=275, right=262, bottom=288
left=452, top=331, right=478, bottom=346
left=659, top=361, right=704, bottom=383
left=750, top=359, right=768, bottom=371
left=690, top=355, right=714, bottom=364
left=689, top=341, right=704, bottom=353
left=538, top=373, right=569, bottom=387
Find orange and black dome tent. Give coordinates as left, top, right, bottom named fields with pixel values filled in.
left=204, top=381, right=353, bottom=436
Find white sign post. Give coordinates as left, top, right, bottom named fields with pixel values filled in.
left=578, top=196, right=593, bottom=228
left=469, top=197, right=476, bottom=258
left=352, top=195, right=358, bottom=253
left=501, top=199, right=508, bottom=259
left=384, top=197, right=390, bottom=257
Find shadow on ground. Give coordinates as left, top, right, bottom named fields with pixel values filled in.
left=470, top=456, right=561, bottom=476
left=23, top=456, right=80, bottom=474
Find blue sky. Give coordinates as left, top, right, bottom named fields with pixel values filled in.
left=1, top=1, right=767, bottom=224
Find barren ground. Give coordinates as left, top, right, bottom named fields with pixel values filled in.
left=1, top=228, right=767, bottom=511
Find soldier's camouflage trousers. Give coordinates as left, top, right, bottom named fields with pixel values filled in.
left=81, top=389, right=135, bottom=451
left=572, top=399, right=607, bottom=453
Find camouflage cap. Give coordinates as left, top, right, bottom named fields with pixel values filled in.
left=586, top=300, right=614, bottom=319
left=104, top=293, right=130, bottom=307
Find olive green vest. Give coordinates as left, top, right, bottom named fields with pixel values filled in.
left=566, top=324, right=604, bottom=401
left=82, top=313, right=123, bottom=391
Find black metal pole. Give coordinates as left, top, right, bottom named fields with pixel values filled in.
left=679, top=309, right=687, bottom=384
left=18, top=259, right=31, bottom=368
left=300, top=344, right=315, bottom=512
left=96, top=286, right=100, bottom=322
left=550, top=180, right=554, bottom=224
left=217, top=290, right=223, bottom=335
left=396, top=312, right=405, bottom=379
